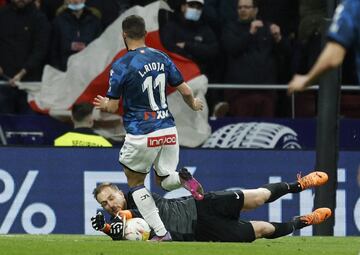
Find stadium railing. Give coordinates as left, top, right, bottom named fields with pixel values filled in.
left=208, top=84, right=360, bottom=118
left=1, top=81, right=359, bottom=118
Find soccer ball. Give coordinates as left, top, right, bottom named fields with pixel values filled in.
left=124, top=218, right=151, bottom=241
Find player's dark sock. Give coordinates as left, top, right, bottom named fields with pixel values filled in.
left=262, top=182, right=289, bottom=203
left=262, top=181, right=302, bottom=203
left=288, top=181, right=303, bottom=193
left=265, top=222, right=295, bottom=239
left=292, top=216, right=308, bottom=230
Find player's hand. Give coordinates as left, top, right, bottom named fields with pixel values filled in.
left=270, top=24, right=282, bottom=43
left=192, top=98, right=204, bottom=111
left=93, top=95, right=109, bottom=110
left=288, top=74, right=310, bottom=95
left=91, top=211, right=106, bottom=231
left=250, top=20, right=263, bottom=34
left=109, top=215, right=124, bottom=240
left=9, top=69, right=26, bottom=87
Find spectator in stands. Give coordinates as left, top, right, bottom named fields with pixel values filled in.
left=54, top=102, right=112, bottom=146
left=160, top=0, right=219, bottom=115
left=220, top=0, right=291, bottom=117
left=38, top=0, right=63, bottom=21
left=201, top=0, right=238, bottom=35
left=160, top=0, right=219, bottom=82
left=257, top=0, right=299, bottom=39
left=40, top=0, right=128, bottom=28
left=86, top=0, right=129, bottom=28
left=0, top=0, right=50, bottom=114
left=0, top=0, right=7, bottom=7
left=200, top=0, right=239, bottom=115
left=49, top=0, right=103, bottom=71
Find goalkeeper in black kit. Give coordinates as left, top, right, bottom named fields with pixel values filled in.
left=91, top=170, right=331, bottom=242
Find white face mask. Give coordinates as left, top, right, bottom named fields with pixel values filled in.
left=184, top=8, right=202, bottom=21
left=68, top=3, right=85, bottom=11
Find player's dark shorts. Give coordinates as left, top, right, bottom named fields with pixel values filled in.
left=194, top=190, right=256, bottom=242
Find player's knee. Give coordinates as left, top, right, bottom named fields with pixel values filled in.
left=253, top=188, right=268, bottom=207
left=159, top=172, right=181, bottom=191
left=155, top=175, right=164, bottom=186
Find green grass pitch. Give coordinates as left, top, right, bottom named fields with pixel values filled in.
left=0, top=235, right=359, bottom=255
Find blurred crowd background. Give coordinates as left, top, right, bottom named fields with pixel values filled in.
left=0, top=0, right=359, bottom=120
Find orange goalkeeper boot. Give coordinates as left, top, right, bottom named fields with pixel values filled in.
left=297, top=171, right=328, bottom=190
left=293, top=208, right=332, bottom=229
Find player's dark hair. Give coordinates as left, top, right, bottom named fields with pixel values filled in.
left=93, top=183, right=122, bottom=199
left=122, top=15, right=146, bottom=39
left=71, top=103, right=93, bottom=122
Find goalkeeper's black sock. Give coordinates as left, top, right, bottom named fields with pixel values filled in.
left=265, top=222, right=295, bottom=239
left=262, top=181, right=302, bottom=203
left=289, top=180, right=303, bottom=193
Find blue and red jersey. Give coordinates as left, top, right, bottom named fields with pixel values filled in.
left=107, top=47, right=184, bottom=135
left=328, top=0, right=360, bottom=81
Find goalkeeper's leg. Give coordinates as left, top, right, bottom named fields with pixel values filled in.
left=251, top=207, right=331, bottom=239
left=242, top=171, right=328, bottom=210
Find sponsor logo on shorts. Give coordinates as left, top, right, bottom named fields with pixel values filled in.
left=148, top=134, right=177, bottom=147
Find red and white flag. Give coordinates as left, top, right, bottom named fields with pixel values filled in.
left=27, top=1, right=210, bottom=147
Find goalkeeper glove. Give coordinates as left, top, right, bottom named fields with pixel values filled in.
left=91, top=211, right=106, bottom=231
left=109, top=215, right=124, bottom=240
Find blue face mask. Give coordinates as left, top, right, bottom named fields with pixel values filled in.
left=184, top=8, right=202, bottom=21
left=68, top=3, right=85, bottom=11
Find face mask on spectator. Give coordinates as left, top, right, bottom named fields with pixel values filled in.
left=68, top=3, right=85, bottom=11
left=184, top=8, right=202, bottom=21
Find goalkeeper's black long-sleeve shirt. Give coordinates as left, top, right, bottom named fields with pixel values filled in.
left=126, top=192, right=198, bottom=241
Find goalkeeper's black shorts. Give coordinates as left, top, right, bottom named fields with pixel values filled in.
left=194, top=190, right=256, bottom=242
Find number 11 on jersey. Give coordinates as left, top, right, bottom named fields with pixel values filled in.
left=142, top=73, right=167, bottom=111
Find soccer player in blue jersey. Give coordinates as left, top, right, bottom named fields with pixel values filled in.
left=93, top=15, right=204, bottom=241
left=288, top=0, right=360, bottom=94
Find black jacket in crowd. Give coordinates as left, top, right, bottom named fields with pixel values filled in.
left=50, top=7, right=103, bottom=71
left=221, top=20, right=291, bottom=84
left=160, top=13, right=219, bottom=77
left=0, top=3, right=50, bottom=81
left=41, top=0, right=128, bottom=27
left=201, top=0, right=238, bottom=34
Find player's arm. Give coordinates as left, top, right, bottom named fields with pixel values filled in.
left=306, top=42, right=346, bottom=83
left=93, top=63, right=124, bottom=111
left=176, top=82, right=204, bottom=111
left=288, top=41, right=346, bottom=94
left=93, top=95, right=120, bottom=113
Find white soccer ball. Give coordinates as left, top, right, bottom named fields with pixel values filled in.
left=124, top=218, right=151, bottom=241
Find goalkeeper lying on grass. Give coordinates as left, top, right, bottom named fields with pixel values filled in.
left=91, top=170, right=331, bottom=242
